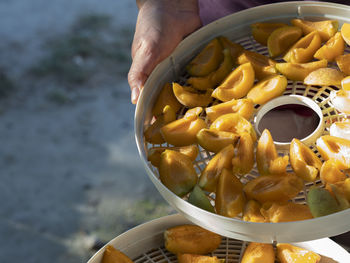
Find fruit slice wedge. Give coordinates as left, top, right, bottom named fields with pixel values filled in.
left=275, top=59, right=327, bottom=81
left=291, top=18, right=338, bottom=42
left=314, top=32, right=345, bottom=62
left=304, top=68, right=345, bottom=86
left=251, top=22, right=288, bottom=46
left=336, top=53, right=350, bottom=75
left=267, top=26, right=302, bottom=57
left=341, top=22, right=350, bottom=45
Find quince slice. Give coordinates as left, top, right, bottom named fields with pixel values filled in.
left=314, top=32, right=345, bottom=62
left=261, top=202, right=313, bottom=223
left=307, top=186, right=340, bottom=218
left=241, top=243, right=275, bottom=263
left=215, top=168, right=245, bottom=218
left=152, top=82, right=182, bottom=117
left=247, top=74, right=287, bottom=105
left=276, top=243, right=321, bottom=263
left=148, top=145, right=198, bottom=167
left=320, top=159, right=347, bottom=184
left=101, top=245, right=133, bottom=263
left=316, top=135, right=350, bottom=169
left=198, top=144, right=235, bottom=192
left=159, top=150, right=198, bottom=197
left=238, top=50, right=277, bottom=80
left=243, top=200, right=267, bottom=223
left=205, top=98, right=254, bottom=123
left=304, top=67, right=345, bottom=86
left=212, top=63, right=255, bottom=101
left=196, top=128, right=239, bottom=153
left=144, top=105, right=176, bottom=144
left=275, top=59, right=327, bottom=81
left=341, top=22, right=350, bottom=46
left=161, top=107, right=207, bottom=147
left=291, top=18, right=338, bottom=42
left=267, top=26, right=302, bottom=58
left=256, top=129, right=289, bottom=176
left=283, top=31, right=322, bottom=63
left=342, top=76, right=350, bottom=91
left=243, top=173, right=304, bottom=203
left=251, top=22, right=288, bottom=46
left=186, top=38, right=223, bottom=77
left=210, top=113, right=257, bottom=142
left=164, top=225, right=221, bottom=254
left=218, top=36, right=244, bottom=63
left=290, top=138, right=322, bottom=182
left=330, top=89, right=350, bottom=114
left=188, top=185, right=215, bottom=213
left=178, top=254, right=223, bottom=263
left=172, top=82, right=213, bottom=107
left=336, top=53, right=350, bottom=75
left=232, top=132, right=254, bottom=175
left=187, top=48, right=234, bottom=91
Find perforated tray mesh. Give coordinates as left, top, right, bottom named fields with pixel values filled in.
left=145, top=33, right=349, bottom=216
left=135, top=2, right=350, bottom=242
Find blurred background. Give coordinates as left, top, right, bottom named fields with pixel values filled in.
left=0, top=0, right=173, bottom=262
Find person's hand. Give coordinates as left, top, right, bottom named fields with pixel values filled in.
left=128, top=0, right=201, bottom=104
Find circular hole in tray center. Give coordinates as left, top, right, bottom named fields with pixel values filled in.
left=254, top=95, right=324, bottom=150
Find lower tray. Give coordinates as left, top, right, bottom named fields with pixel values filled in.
left=87, top=213, right=350, bottom=263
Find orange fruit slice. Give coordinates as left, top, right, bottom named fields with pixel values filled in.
left=336, top=53, right=350, bottom=75
left=251, top=22, right=288, bottom=46
left=304, top=68, right=345, bottom=86
left=341, top=22, right=350, bottom=45
left=291, top=18, right=338, bottom=42
left=267, top=26, right=302, bottom=57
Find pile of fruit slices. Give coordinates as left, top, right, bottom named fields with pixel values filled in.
left=101, top=225, right=324, bottom=263
left=143, top=18, right=350, bottom=223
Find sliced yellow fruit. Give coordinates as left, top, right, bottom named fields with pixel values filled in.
left=283, top=31, right=322, bottom=63
left=267, top=26, right=302, bottom=57
left=341, top=22, right=350, bottom=46
left=101, top=245, right=133, bottom=263
left=336, top=53, right=350, bottom=75
left=291, top=18, right=338, bottom=42
left=210, top=113, right=257, bottom=142
left=275, top=59, right=327, bottom=81
left=152, top=82, right=182, bottom=117
left=247, top=74, right=287, bottom=105
left=186, top=38, right=223, bottom=77
left=205, top=98, right=254, bottom=123
left=341, top=76, right=350, bottom=91
left=276, top=243, right=321, bottom=263
left=238, top=50, right=277, bottom=80
left=241, top=243, right=275, bottom=263
left=172, top=82, right=213, bottom=107
left=196, top=128, right=239, bottom=153
left=212, top=62, right=255, bottom=101
left=304, top=68, right=345, bottom=86
left=314, top=32, right=345, bottom=62
left=218, top=36, right=244, bottom=63
left=251, top=22, right=288, bottom=46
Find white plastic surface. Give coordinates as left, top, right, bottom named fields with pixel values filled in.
left=88, top=214, right=350, bottom=263
left=254, top=95, right=324, bottom=150
left=135, top=1, right=350, bottom=243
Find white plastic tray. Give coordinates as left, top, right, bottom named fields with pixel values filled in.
left=135, top=1, right=350, bottom=243
left=88, top=213, right=350, bottom=263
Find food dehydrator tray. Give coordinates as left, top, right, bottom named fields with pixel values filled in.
left=87, top=214, right=350, bottom=263
left=135, top=1, right=350, bottom=243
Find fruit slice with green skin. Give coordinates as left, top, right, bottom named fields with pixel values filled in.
left=267, top=26, right=302, bottom=58
left=307, top=186, right=340, bottom=217
left=188, top=185, right=215, bottom=213
left=159, top=150, right=197, bottom=197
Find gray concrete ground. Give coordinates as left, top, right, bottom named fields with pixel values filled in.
left=0, top=1, right=172, bottom=262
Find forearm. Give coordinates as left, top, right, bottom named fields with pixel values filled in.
left=136, top=0, right=199, bottom=12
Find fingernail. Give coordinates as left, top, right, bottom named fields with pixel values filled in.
left=131, top=87, right=140, bottom=104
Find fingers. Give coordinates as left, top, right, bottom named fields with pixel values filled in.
left=128, top=39, right=161, bottom=104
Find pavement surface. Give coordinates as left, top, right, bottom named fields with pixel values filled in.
left=0, top=1, right=172, bottom=262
